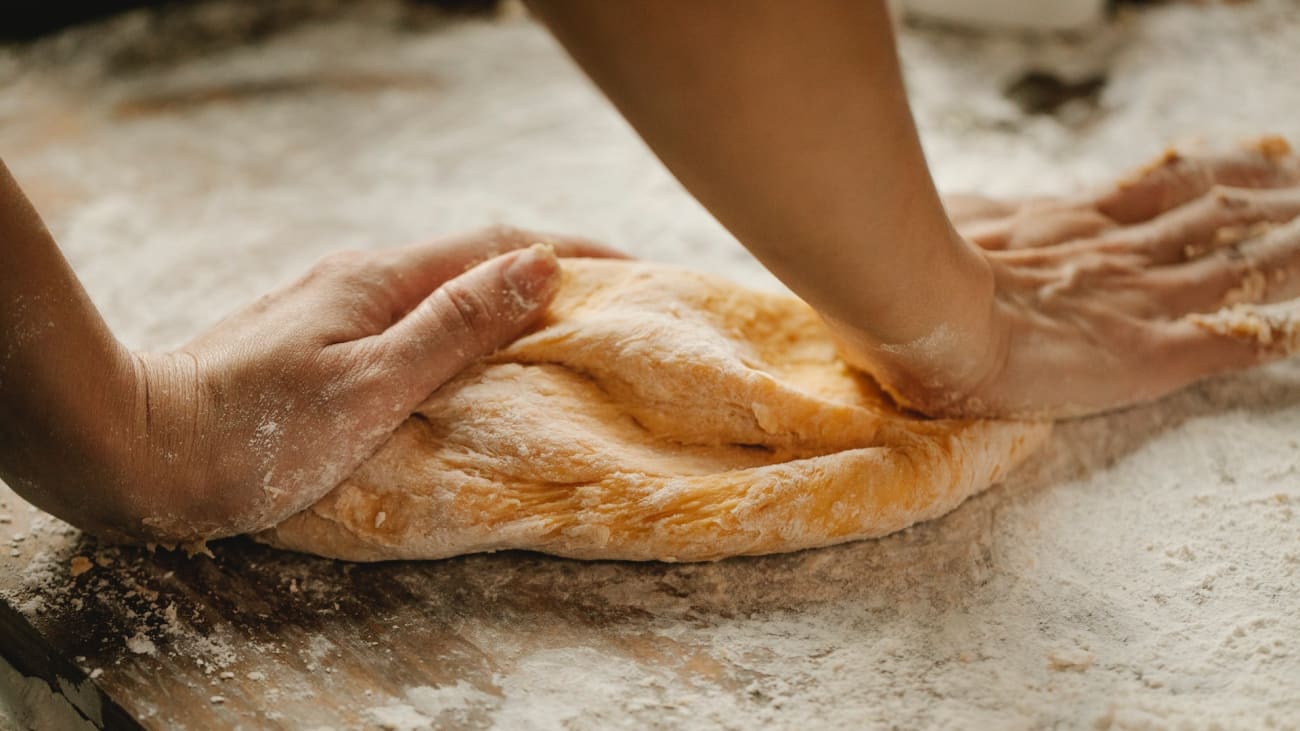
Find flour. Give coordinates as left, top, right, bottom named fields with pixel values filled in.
left=363, top=682, right=500, bottom=730
left=125, top=632, right=157, bottom=656
left=1, top=0, right=1300, bottom=727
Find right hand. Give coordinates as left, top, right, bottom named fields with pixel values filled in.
left=838, top=138, right=1300, bottom=419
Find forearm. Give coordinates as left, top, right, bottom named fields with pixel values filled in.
left=529, top=0, right=992, bottom=346
left=0, top=160, right=605, bottom=545
left=0, top=160, right=144, bottom=537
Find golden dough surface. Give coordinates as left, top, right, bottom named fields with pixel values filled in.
left=258, top=259, right=1051, bottom=562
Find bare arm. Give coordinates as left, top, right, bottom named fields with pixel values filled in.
left=0, top=160, right=617, bottom=543
left=530, top=0, right=990, bottom=349
left=0, top=161, right=143, bottom=538
left=532, top=0, right=1300, bottom=418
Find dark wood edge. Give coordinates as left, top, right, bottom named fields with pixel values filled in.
left=0, top=600, right=143, bottom=730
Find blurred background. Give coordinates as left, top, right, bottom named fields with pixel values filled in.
left=4, top=0, right=1114, bottom=41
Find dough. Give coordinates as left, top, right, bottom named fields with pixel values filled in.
left=258, top=260, right=1051, bottom=562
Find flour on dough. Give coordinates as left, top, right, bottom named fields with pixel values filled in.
left=258, top=260, right=1050, bottom=562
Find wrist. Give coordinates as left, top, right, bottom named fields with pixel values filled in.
left=112, top=351, right=218, bottom=542
left=826, top=233, right=1004, bottom=414
left=124, top=350, right=308, bottom=543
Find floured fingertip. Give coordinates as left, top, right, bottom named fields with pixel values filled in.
left=502, top=243, right=561, bottom=311
left=1186, top=301, right=1300, bottom=355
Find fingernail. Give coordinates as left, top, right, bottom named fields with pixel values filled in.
left=503, top=243, right=560, bottom=306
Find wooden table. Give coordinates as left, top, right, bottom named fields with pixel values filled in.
left=0, top=474, right=1037, bottom=729
left=0, top=5, right=1025, bottom=726
left=6, top=2, right=1300, bottom=728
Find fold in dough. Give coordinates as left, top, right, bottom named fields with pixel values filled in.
left=258, top=259, right=1051, bottom=562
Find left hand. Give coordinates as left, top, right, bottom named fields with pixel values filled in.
left=112, top=227, right=622, bottom=544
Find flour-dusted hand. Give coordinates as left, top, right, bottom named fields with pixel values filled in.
left=530, top=3, right=1300, bottom=422
left=842, top=139, right=1300, bottom=419
left=117, top=227, right=623, bottom=544
left=1, top=157, right=623, bottom=545
left=0, top=180, right=626, bottom=546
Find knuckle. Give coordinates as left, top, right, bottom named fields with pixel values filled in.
left=1209, top=185, right=1255, bottom=212
left=310, top=249, right=373, bottom=281
left=475, top=224, right=541, bottom=250
left=435, top=280, right=499, bottom=349
left=343, top=339, right=394, bottom=387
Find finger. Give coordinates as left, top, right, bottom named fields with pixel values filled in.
left=374, top=245, right=561, bottom=403
left=1093, top=136, right=1300, bottom=225
left=943, top=193, right=1020, bottom=227
left=1161, top=299, right=1300, bottom=387
left=1108, top=185, right=1300, bottom=265
left=1149, top=218, right=1300, bottom=316
left=377, top=225, right=624, bottom=312
left=964, top=207, right=1116, bottom=251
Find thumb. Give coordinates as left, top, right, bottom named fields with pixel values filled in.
left=380, top=244, right=561, bottom=400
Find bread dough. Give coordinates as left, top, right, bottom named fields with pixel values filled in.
left=258, top=260, right=1051, bottom=562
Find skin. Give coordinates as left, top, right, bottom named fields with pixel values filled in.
left=529, top=0, right=1300, bottom=417
left=0, top=164, right=618, bottom=543
left=6, top=0, right=1300, bottom=542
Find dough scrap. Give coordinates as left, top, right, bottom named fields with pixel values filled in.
left=259, top=260, right=1051, bottom=562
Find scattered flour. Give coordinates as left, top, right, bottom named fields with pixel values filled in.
left=365, top=682, right=500, bottom=731
left=125, top=632, right=157, bottom=657
left=1, top=0, right=1299, bottom=728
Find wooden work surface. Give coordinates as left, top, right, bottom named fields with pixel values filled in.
left=5, top=2, right=1300, bottom=728
left=0, top=377, right=1293, bottom=730
left=0, top=473, right=1040, bottom=730
left=0, top=379, right=1196, bottom=730
left=1, top=5, right=1027, bottom=726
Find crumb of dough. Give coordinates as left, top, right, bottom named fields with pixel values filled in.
left=126, top=632, right=157, bottom=656
left=1207, top=221, right=1277, bottom=253
left=1245, top=134, right=1293, bottom=160
left=68, top=556, right=93, bottom=577
left=1189, top=303, right=1300, bottom=353
left=1118, top=147, right=1183, bottom=189
left=1047, top=648, right=1095, bottom=672
left=182, top=540, right=214, bottom=559
left=1222, top=268, right=1269, bottom=306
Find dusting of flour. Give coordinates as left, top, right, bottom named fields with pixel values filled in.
left=1, top=0, right=1299, bottom=728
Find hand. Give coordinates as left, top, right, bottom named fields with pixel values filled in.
left=837, top=138, right=1300, bottom=419
left=115, top=227, right=621, bottom=544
